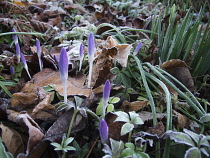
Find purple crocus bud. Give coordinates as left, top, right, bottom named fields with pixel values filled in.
left=59, top=47, right=68, bottom=103
left=99, top=119, right=109, bottom=144
left=54, top=55, right=59, bottom=64
left=87, top=32, right=95, bottom=88
left=10, top=66, right=14, bottom=76
left=20, top=53, right=31, bottom=79
left=133, top=41, right=142, bottom=55
left=15, top=43, right=21, bottom=63
left=102, top=80, right=111, bottom=118
left=12, top=28, right=18, bottom=44
left=36, top=39, right=43, bottom=71
left=12, top=28, right=21, bottom=63
left=88, top=32, right=95, bottom=62
left=36, top=39, right=41, bottom=57
left=79, top=43, right=84, bottom=71
left=66, top=46, right=71, bottom=52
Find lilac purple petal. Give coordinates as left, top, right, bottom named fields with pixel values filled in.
left=36, top=39, right=41, bottom=57
left=10, top=66, right=14, bottom=75
left=79, top=44, right=84, bottom=58
left=88, top=32, right=95, bottom=62
left=54, top=55, right=59, bottom=64
left=103, top=80, right=111, bottom=102
left=12, top=28, right=18, bottom=44
left=59, top=47, right=68, bottom=82
left=99, top=119, right=109, bottom=144
left=134, top=41, right=142, bottom=55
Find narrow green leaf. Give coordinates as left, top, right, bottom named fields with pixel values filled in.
left=0, top=81, right=12, bottom=97
left=64, top=137, right=74, bottom=147
left=64, top=146, right=76, bottom=151
left=51, top=142, right=62, bottom=149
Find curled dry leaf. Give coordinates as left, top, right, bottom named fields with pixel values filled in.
left=32, top=92, right=55, bottom=115
left=90, top=36, right=131, bottom=88
left=105, top=36, right=132, bottom=67
left=16, top=112, right=44, bottom=157
left=161, top=59, right=195, bottom=91
left=0, top=123, right=25, bottom=157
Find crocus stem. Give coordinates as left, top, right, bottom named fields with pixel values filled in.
left=63, top=80, right=67, bottom=104
left=79, top=58, right=82, bottom=71
left=62, top=107, right=78, bottom=158
left=102, top=100, right=107, bottom=118
left=128, top=131, right=132, bottom=142
left=38, top=57, right=43, bottom=71
left=25, top=67, right=31, bottom=79
left=88, top=61, right=93, bottom=88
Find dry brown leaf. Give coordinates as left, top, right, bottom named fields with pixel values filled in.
left=7, top=109, right=22, bottom=123
left=16, top=112, right=44, bottom=157
left=105, top=36, right=132, bottom=67
left=90, top=36, right=131, bottom=88
left=0, top=123, right=25, bottom=157
left=91, top=48, right=113, bottom=88
left=121, top=100, right=149, bottom=112
left=161, top=59, right=195, bottom=91
left=32, top=93, right=55, bottom=115
left=173, top=110, right=191, bottom=129
left=146, top=121, right=165, bottom=137
left=11, top=92, right=39, bottom=111
left=32, top=68, right=91, bottom=96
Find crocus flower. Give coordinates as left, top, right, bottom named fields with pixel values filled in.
left=133, top=41, right=142, bottom=55
left=20, top=53, right=31, bottom=79
left=53, top=55, right=59, bottom=64
left=79, top=43, right=84, bottom=71
left=10, top=65, right=14, bottom=76
left=102, top=80, right=111, bottom=118
left=87, top=32, right=95, bottom=88
left=59, top=47, right=68, bottom=103
left=36, top=39, right=43, bottom=71
left=99, top=119, right=109, bottom=144
left=12, top=28, right=21, bottom=63
left=66, top=46, right=71, bottom=52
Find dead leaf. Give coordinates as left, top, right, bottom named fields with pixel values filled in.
left=0, top=123, right=25, bottom=157
left=105, top=36, right=132, bottom=67
left=11, top=92, right=39, bottom=111
left=90, top=36, right=131, bottom=88
left=121, top=100, right=149, bottom=112
left=32, top=93, right=55, bottom=115
left=161, top=59, right=195, bottom=91
left=173, top=110, right=191, bottom=129
left=32, top=68, right=91, bottom=96
left=16, top=112, right=44, bottom=157
left=146, top=121, right=165, bottom=137
left=45, top=109, right=87, bottom=142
